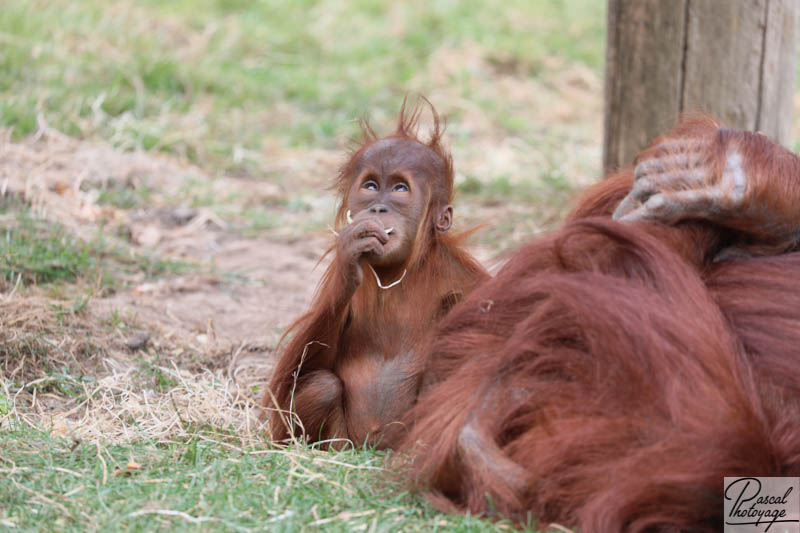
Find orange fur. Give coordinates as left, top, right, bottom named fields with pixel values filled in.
left=397, top=117, right=800, bottom=531
left=265, top=101, right=488, bottom=447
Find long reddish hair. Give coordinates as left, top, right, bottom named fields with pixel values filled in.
left=398, top=136, right=800, bottom=531
left=265, top=99, right=487, bottom=441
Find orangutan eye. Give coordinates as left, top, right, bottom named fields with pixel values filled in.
left=392, top=182, right=409, bottom=193
left=362, top=180, right=379, bottom=191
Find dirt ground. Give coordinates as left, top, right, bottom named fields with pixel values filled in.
left=0, top=131, right=488, bottom=441
left=3, top=125, right=335, bottom=378
left=0, top=55, right=610, bottom=442
left=0, top=122, right=516, bottom=442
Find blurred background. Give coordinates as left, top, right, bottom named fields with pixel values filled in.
left=2, top=2, right=799, bottom=530
left=1, top=0, right=607, bottom=251
left=1, top=0, right=617, bottom=365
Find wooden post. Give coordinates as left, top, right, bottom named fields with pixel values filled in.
left=604, top=0, right=800, bottom=172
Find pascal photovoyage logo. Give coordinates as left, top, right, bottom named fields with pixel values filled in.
left=724, top=477, right=800, bottom=533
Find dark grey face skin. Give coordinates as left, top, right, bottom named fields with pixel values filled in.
left=346, top=138, right=452, bottom=267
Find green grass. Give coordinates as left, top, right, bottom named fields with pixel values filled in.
left=96, top=183, right=153, bottom=210
left=0, top=423, right=547, bottom=532
left=457, top=172, right=571, bottom=206
left=0, top=2, right=609, bottom=530
left=0, top=201, right=189, bottom=290
left=1, top=211, right=97, bottom=285
left=0, top=0, right=606, bottom=173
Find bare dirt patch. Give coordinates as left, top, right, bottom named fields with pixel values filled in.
left=1, top=122, right=328, bottom=336
left=1, top=50, right=605, bottom=443
left=1, top=125, right=338, bottom=442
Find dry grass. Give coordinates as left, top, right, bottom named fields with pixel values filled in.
left=2, top=361, right=264, bottom=446
left=0, top=121, right=307, bottom=456
left=0, top=289, right=265, bottom=442
left=0, top=2, right=606, bottom=529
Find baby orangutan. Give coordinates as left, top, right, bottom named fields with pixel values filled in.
left=264, top=102, right=488, bottom=448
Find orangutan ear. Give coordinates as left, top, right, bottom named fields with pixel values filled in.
left=435, top=205, right=453, bottom=234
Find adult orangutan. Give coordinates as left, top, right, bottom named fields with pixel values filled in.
left=397, top=115, right=800, bottom=532
left=264, top=102, right=488, bottom=448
